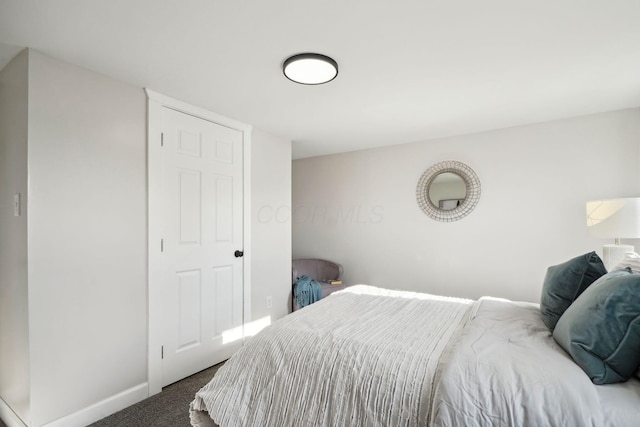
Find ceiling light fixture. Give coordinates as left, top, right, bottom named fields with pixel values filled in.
left=283, top=53, right=338, bottom=85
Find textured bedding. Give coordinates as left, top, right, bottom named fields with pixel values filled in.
left=190, top=286, right=640, bottom=427
left=190, top=285, right=472, bottom=427
left=430, top=297, right=640, bottom=426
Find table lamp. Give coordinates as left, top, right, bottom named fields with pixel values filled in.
left=586, top=198, right=640, bottom=270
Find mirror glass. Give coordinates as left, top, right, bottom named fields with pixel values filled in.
left=428, top=172, right=467, bottom=210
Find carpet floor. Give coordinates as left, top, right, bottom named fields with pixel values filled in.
left=88, top=362, right=223, bottom=427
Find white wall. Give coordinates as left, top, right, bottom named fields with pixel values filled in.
left=0, top=49, right=293, bottom=427
left=0, top=49, right=30, bottom=423
left=251, top=129, right=292, bottom=321
left=27, top=50, right=148, bottom=426
left=293, top=109, right=640, bottom=303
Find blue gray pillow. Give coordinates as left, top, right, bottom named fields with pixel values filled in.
left=540, top=252, right=607, bottom=330
left=553, top=269, right=640, bottom=385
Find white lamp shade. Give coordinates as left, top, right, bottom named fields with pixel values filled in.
left=586, top=198, right=640, bottom=239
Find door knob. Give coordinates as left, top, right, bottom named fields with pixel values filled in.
left=234, top=250, right=244, bottom=258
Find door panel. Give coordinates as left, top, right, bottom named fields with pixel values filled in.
left=178, top=170, right=201, bottom=244
left=161, top=107, right=244, bottom=386
left=215, top=175, right=234, bottom=241
left=213, top=266, right=234, bottom=333
left=177, top=269, right=202, bottom=347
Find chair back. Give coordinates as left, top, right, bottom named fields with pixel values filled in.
left=292, top=259, right=343, bottom=285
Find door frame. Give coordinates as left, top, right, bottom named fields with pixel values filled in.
left=145, top=89, right=252, bottom=395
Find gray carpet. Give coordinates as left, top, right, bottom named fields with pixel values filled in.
left=88, top=362, right=223, bottom=427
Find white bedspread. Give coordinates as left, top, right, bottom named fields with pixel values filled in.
left=430, top=296, right=640, bottom=427
left=190, top=285, right=472, bottom=427
left=190, top=288, right=640, bottom=427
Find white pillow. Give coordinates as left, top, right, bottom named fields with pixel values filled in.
left=612, top=252, right=640, bottom=274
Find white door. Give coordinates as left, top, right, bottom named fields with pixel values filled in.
left=160, top=106, right=244, bottom=386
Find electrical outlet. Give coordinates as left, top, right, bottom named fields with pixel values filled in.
left=266, top=296, right=272, bottom=310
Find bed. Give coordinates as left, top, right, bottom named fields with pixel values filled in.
left=189, top=254, right=640, bottom=427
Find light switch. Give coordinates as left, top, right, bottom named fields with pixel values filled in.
left=13, top=193, right=20, bottom=217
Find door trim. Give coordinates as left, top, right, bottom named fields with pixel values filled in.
left=145, top=89, right=252, bottom=395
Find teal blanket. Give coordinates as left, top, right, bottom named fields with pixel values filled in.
left=294, top=275, right=323, bottom=308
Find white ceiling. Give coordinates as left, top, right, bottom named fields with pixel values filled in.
left=1, top=0, right=640, bottom=159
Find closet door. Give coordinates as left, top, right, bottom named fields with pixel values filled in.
left=159, top=106, right=244, bottom=386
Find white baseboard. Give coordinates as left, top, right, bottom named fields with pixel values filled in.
left=0, top=397, right=27, bottom=427
left=42, top=383, right=148, bottom=427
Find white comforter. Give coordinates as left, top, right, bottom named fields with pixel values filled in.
left=190, top=285, right=473, bottom=427
left=190, top=286, right=640, bottom=427
left=430, top=297, right=640, bottom=427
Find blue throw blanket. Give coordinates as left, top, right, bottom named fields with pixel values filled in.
left=294, top=275, right=323, bottom=308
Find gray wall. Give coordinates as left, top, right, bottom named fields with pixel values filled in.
left=0, top=49, right=30, bottom=423
left=293, top=109, right=640, bottom=303
left=251, top=128, right=292, bottom=321
left=27, top=50, right=148, bottom=426
left=0, top=49, right=293, bottom=426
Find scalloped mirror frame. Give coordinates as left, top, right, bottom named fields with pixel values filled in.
left=416, top=160, right=481, bottom=222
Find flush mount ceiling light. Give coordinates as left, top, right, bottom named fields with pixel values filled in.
left=283, top=53, right=338, bottom=85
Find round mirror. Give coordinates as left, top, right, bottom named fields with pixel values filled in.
left=428, top=172, right=467, bottom=210
left=416, top=161, right=481, bottom=221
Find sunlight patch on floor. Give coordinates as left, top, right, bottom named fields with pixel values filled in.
left=221, top=316, right=272, bottom=344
